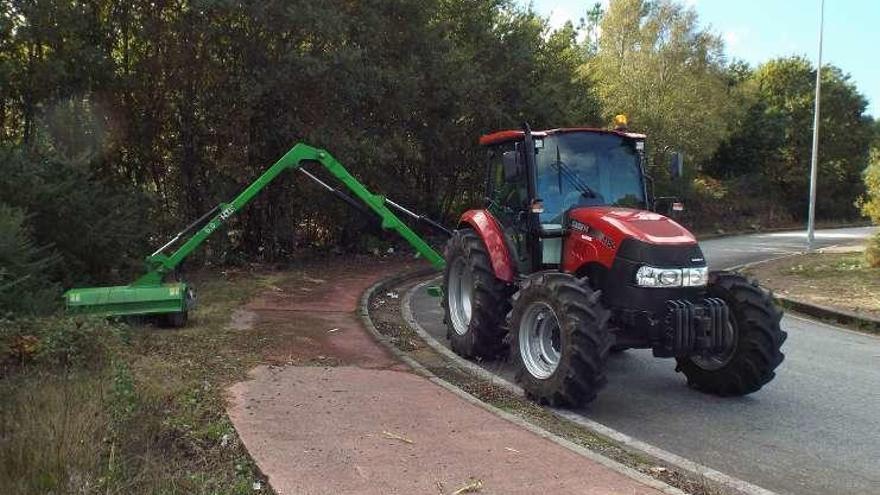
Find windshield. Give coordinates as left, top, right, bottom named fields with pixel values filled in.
left=535, top=133, right=645, bottom=223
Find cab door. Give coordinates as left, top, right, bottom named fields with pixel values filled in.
left=485, top=142, right=531, bottom=274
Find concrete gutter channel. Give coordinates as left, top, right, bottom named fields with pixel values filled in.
left=360, top=268, right=780, bottom=495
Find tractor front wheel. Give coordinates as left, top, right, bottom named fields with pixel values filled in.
left=509, top=273, right=612, bottom=407
left=442, top=229, right=510, bottom=359
left=676, top=272, right=787, bottom=396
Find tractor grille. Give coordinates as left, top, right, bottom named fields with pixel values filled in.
left=661, top=298, right=730, bottom=356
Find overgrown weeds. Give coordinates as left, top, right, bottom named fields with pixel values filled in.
left=0, top=269, right=275, bottom=494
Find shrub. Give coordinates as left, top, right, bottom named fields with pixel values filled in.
left=0, top=203, right=60, bottom=315
left=860, top=149, right=880, bottom=224
left=866, top=233, right=880, bottom=268
left=0, top=315, right=126, bottom=371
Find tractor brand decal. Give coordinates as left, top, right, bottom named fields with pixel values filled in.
left=203, top=206, right=237, bottom=235
left=598, top=232, right=615, bottom=250
left=569, top=220, right=615, bottom=250
left=219, top=205, right=236, bottom=220
left=569, top=219, right=590, bottom=234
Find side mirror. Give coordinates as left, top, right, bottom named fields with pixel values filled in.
left=669, top=152, right=684, bottom=179
left=502, top=150, right=522, bottom=181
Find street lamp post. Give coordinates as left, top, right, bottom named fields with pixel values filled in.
left=806, top=0, right=825, bottom=251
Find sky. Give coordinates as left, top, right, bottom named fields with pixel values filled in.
left=525, top=0, right=880, bottom=117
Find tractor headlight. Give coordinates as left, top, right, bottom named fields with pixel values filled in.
left=635, top=266, right=707, bottom=288
left=683, top=266, right=708, bottom=287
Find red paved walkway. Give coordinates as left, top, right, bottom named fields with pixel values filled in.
left=226, top=259, right=667, bottom=494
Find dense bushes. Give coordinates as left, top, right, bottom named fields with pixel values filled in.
left=0, top=147, right=153, bottom=288
left=0, top=315, right=125, bottom=371
left=0, top=203, right=59, bottom=315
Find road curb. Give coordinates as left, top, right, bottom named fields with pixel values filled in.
left=398, top=274, right=780, bottom=495
left=774, top=295, right=880, bottom=335
left=358, top=268, right=687, bottom=495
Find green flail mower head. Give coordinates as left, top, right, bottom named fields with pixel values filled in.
left=64, top=282, right=193, bottom=327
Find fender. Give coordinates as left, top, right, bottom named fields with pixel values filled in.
left=458, top=209, right=515, bottom=283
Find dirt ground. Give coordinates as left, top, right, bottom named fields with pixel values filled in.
left=744, top=250, right=880, bottom=320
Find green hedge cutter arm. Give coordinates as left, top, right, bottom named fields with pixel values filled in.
left=64, top=143, right=446, bottom=323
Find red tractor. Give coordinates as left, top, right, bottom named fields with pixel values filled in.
left=442, top=124, right=787, bottom=406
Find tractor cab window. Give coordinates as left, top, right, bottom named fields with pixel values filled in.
left=535, top=133, right=645, bottom=223
left=486, top=142, right=528, bottom=213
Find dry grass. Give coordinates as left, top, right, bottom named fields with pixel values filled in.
left=0, top=268, right=279, bottom=495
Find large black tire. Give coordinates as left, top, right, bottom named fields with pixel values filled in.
left=442, top=228, right=510, bottom=359
left=676, top=272, right=787, bottom=396
left=509, top=273, right=612, bottom=407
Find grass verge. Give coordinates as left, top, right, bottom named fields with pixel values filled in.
left=0, top=268, right=280, bottom=495
left=743, top=252, right=880, bottom=324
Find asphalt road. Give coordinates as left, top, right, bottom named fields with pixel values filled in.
left=409, top=226, right=880, bottom=495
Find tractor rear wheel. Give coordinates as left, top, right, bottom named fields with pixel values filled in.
left=509, top=273, right=612, bottom=407
left=442, top=229, right=510, bottom=359
left=676, top=272, right=786, bottom=396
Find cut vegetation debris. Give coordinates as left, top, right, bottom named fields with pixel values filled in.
left=382, top=430, right=415, bottom=444
left=450, top=478, right=483, bottom=494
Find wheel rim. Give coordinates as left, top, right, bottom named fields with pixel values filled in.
left=519, top=302, right=562, bottom=379
left=447, top=257, right=473, bottom=336
left=691, top=315, right=738, bottom=371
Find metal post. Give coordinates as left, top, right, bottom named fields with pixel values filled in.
left=806, top=0, right=825, bottom=251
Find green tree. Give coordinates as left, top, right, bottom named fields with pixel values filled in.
left=584, top=0, right=737, bottom=171
left=860, top=148, right=880, bottom=223
left=710, top=57, right=873, bottom=219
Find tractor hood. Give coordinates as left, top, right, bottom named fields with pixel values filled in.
left=568, top=207, right=696, bottom=246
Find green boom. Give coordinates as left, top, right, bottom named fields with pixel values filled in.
left=64, top=143, right=446, bottom=323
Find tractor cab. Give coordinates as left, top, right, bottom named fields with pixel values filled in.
left=480, top=127, right=649, bottom=274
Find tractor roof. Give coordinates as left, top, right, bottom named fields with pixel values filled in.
left=478, top=127, right=646, bottom=146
